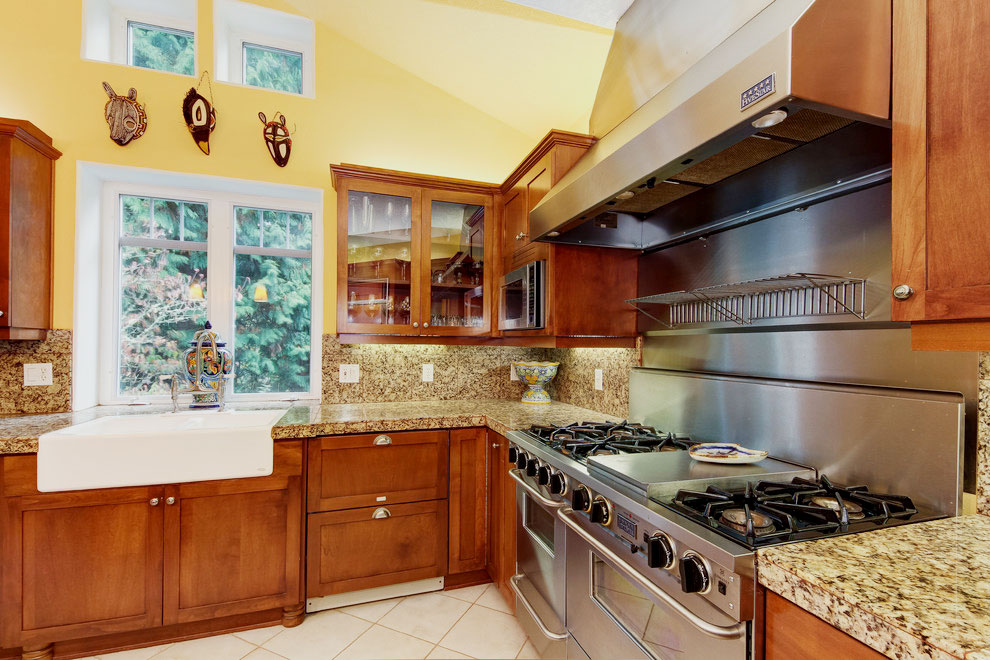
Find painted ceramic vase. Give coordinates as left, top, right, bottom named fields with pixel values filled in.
left=513, top=361, right=560, bottom=405
left=182, top=322, right=233, bottom=408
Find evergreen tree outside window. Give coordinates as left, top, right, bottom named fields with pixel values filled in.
left=127, top=22, right=195, bottom=75
left=242, top=43, right=303, bottom=94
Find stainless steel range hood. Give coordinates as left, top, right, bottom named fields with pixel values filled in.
left=529, top=0, right=891, bottom=249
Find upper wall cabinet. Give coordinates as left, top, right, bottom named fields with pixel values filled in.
left=892, top=1, right=990, bottom=349
left=332, top=165, right=496, bottom=337
left=0, top=119, right=61, bottom=340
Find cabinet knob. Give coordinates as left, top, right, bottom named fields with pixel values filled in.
left=413, top=322, right=419, bottom=328
left=374, top=434, right=392, bottom=446
left=165, top=497, right=176, bottom=505
left=0, top=310, right=4, bottom=317
left=892, top=284, right=914, bottom=300
left=372, top=507, right=391, bottom=519
left=423, top=322, right=430, bottom=328
left=149, top=498, right=160, bottom=506
left=492, top=443, right=501, bottom=448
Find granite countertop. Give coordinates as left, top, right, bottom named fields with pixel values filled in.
left=0, top=399, right=619, bottom=454
left=758, top=515, right=990, bottom=659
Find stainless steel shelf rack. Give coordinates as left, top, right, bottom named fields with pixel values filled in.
left=627, top=273, right=867, bottom=328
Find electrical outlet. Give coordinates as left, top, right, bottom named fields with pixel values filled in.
left=339, top=364, right=360, bottom=383
left=24, top=363, right=53, bottom=387
left=422, top=363, right=434, bottom=382
left=594, top=368, right=604, bottom=391
left=510, top=364, right=519, bottom=381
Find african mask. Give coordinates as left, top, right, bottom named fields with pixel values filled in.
left=102, top=82, right=147, bottom=146
left=259, top=112, right=291, bottom=167
left=182, top=87, right=216, bottom=155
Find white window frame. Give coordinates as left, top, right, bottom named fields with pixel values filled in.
left=83, top=0, right=197, bottom=76
left=241, top=41, right=305, bottom=95
left=98, top=181, right=323, bottom=405
left=125, top=20, right=196, bottom=73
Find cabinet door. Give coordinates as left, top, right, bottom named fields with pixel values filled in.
left=892, top=1, right=990, bottom=323
left=448, top=428, right=488, bottom=574
left=765, top=591, right=884, bottom=659
left=0, top=486, right=164, bottom=648
left=484, top=431, right=516, bottom=606
left=337, top=178, right=423, bottom=333
left=307, top=500, right=447, bottom=597
left=308, top=430, right=449, bottom=512
left=421, top=190, right=494, bottom=335
left=163, top=442, right=304, bottom=624
left=501, top=184, right=527, bottom=271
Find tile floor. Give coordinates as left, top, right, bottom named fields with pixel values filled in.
left=81, top=583, right=539, bottom=660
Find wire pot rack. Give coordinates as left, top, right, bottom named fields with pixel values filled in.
left=627, top=273, right=867, bottom=328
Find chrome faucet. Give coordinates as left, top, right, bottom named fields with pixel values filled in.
left=170, top=326, right=228, bottom=412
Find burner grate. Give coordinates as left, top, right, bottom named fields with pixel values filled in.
left=523, top=421, right=693, bottom=461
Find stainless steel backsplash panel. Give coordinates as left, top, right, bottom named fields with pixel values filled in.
left=629, top=367, right=964, bottom=515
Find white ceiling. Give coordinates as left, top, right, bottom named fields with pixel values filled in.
left=500, top=0, right=635, bottom=28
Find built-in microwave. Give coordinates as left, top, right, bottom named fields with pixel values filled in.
left=499, top=260, right=545, bottom=330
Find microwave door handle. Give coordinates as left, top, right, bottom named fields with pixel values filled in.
left=509, top=469, right=565, bottom=509
left=509, top=574, right=568, bottom=641
left=557, top=508, right=748, bottom=641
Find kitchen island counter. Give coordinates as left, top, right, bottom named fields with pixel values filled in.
left=0, top=398, right=619, bottom=454
left=758, top=514, right=990, bottom=659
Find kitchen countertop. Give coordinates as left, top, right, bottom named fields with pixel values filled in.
left=0, top=399, right=620, bottom=454
left=757, top=515, right=990, bottom=659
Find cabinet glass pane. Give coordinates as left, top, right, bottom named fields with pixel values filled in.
left=346, top=191, right=413, bottom=326
left=428, top=201, right=485, bottom=328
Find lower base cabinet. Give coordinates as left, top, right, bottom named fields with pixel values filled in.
left=764, top=590, right=885, bottom=659
left=486, top=431, right=516, bottom=609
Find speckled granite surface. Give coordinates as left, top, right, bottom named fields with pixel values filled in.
left=547, top=342, right=640, bottom=419
left=977, top=353, right=989, bottom=516
left=0, top=399, right=618, bottom=454
left=758, top=515, right=990, bottom=659
left=0, top=330, right=71, bottom=415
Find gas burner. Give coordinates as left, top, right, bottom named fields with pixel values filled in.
left=523, top=421, right=694, bottom=462
left=720, top=508, right=775, bottom=536
left=810, top=496, right=865, bottom=520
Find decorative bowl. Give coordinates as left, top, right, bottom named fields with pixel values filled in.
left=512, top=361, right=560, bottom=405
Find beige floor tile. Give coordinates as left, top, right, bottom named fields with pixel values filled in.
left=146, top=634, right=254, bottom=660
left=335, top=624, right=434, bottom=660
left=91, top=644, right=175, bottom=660
left=242, top=649, right=289, bottom=660
left=378, top=592, right=471, bottom=643
left=233, top=624, right=285, bottom=646
left=443, top=584, right=489, bottom=604
left=439, top=604, right=528, bottom=660
left=426, top=647, right=473, bottom=659
left=263, top=610, right=371, bottom=660
left=339, top=597, right=403, bottom=623
left=516, top=640, right=540, bottom=659
left=474, top=584, right=512, bottom=614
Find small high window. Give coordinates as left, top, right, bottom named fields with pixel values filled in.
left=242, top=42, right=304, bottom=95
left=82, top=0, right=197, bottom=76
left=127, top=21, right=195, bottom=75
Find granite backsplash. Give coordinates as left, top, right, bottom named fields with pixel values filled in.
left=0, top=330, right=72, bottom=416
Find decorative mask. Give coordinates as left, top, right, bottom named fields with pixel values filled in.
left=182, top=86, right=216, bottom=155
left=259, top=111, right=291, bottom=167
left=102, top=82, right=147, bottom=146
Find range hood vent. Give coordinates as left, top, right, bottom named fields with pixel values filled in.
left=529, top=0, right=891, bottom=250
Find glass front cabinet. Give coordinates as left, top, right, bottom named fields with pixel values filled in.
left=333, top=166, right=495, bottom=337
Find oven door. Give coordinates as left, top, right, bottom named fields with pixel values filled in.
left=561, top=511, right=750, bottom=660
left=511, top=469, right=568, bottom=658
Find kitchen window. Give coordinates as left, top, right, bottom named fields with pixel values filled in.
left=99, top=183, right=321, bottom=404
left=82, top=0, right=197, bottom=75
left=126, top=21, right=195, bottom=75
left=242, top=43, right=304, bottom=95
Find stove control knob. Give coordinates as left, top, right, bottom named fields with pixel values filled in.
left=549, top=471, right=568, bottom=495
left=508, top=446, right=519, bottom=464
left=572, top=485, right=592, bottom=512
left=537, top=464, right=552, bottom=486
left=526, top=457, right=540, bottom=477
left=589, top=496, right=612, bottom=526
left=679, top=553, right=710, bottom=594
left=515, top=451, right=528, bottom=470
left=646, top=532, right=675, bottom=569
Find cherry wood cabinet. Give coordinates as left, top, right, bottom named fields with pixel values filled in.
left=447, top=428, right=487, bottom=575
left=892, top=1, right=990, bottom=349
left=0, top=119, right=61, bottom=340
left=764, top=590, right=885, bottom=660
left=486, top=431, right=516, bottom=609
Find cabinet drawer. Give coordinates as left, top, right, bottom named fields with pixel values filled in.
left=306, top=500, right=447, bottom=597
left=307, top=430, right=449, bottom=512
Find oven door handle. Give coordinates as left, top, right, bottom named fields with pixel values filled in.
left=556, top=507, right=748, bottom=641
left=509, top=469, right=564, bottom=509
left=509, top=574, right=568, bottom=641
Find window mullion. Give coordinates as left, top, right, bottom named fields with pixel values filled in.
left=207, top=198, right=235, bottom=373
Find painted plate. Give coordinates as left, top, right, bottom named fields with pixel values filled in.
left=688, top=443, right=769, bottom=464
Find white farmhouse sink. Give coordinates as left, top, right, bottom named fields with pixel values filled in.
left=37, top=409, right=287, bottom=492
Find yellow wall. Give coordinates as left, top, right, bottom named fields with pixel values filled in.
left=0, top=0, right=595, bottom=332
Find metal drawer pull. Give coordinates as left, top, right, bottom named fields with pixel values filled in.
left=374, top=435, right=392, bottom=446
left=372, top=507, right=391, bottom=519
left=149, top=498, right=159, bottom=506
left=556, top=507, right=748, bottom=640
left=165, top=497, right=176, bottom=505
left=509, top=469, right=563, bottom=509
left=509, top=574, right=567, bottom=641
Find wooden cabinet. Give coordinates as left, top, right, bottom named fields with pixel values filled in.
left=332, top=165, right=497, bottom=338
left=892, top=1, right=990, bottom=349
left=0, top=118, right=61, bottom=340
left=485, top=431, right=516, bottom=608
left=0, top=442, right=305, bottom=651
left=764, top=590, right=885, bottom=660
left=448, top=428, right=487, bottom=575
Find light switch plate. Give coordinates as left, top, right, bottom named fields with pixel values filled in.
left=339, top=364, right=360, bottom=383
left=510, top=364, right=519, bottom=381
left=422, top=363, right=434, bottom=382
left=594, top=369, right=604, bottom=391
left=24, top=363, right=53, bottom=387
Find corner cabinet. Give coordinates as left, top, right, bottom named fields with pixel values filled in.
left=892, top=1, right=990, bottom=349
left=332, top=165, right=496, bottom=337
